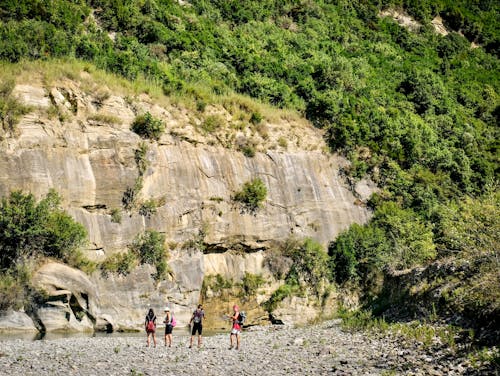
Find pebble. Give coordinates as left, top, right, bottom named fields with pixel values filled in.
left=0, top=320, right=494, bottom=375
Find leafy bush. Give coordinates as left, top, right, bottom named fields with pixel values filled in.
left=329, top=202, right=436, bottom=285
left=239, top=272, right=265, bottom=297
left=100, top=251, right=138, bottom=277
left=131, top=112, right=165, bottom=141
left=263, top=237, right=331, bottom=311
left=249, top=111, right=262, bottom=125
left=201, top=273, right=233, bottom=298
left=262, top=283, right=298, bottom=312
left=200, top=115, right=223, bottom=133
left=0, top=190, right=87, bottom=270
left=110, top=208, right=122, bottom=224
left=0, top=79, right=31, bottom=136
left=138, top=199, right=158, bottom=218
left=129, top=230, right=169, bottom=280
left=233, top=178, right=267, bottom=212
left=285, top=238, right=330, bottom=291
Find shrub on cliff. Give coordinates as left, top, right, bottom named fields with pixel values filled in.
left=129, top=230, right=170, bottom=280
left=329, top=202, right=436, bottom=283
left=131, top=112, right=165, bottom=141
left=233, top=178, right=267, bottom=212
left=0, top=189, right=87, bottom=271
left=263, top=237, right=331, bottom=312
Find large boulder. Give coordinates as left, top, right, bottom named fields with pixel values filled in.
left=32, top=262, right=99, bottom=332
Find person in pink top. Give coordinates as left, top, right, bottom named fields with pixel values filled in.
left=229, top=304, right=242, bottom=350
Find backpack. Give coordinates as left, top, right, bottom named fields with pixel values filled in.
left=238, top=311, right=246, bottom=325
left=171, top=314, right=176, bottom=327
left=146, top=317, right=155, bottom=331
left=193, top=309, right=203, bottom=323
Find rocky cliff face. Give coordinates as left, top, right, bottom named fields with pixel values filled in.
left=0, top=68, right=374, bottom=332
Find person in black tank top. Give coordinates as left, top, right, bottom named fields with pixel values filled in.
left=189, top=304, right=205, bottom=348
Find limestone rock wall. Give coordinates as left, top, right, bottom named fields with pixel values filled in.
left=0, top=77, right=374, bottom=332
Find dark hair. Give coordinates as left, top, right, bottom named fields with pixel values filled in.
left=147, top=308, right=155, bottom=320
left=197, top=304, right=202, bottom=309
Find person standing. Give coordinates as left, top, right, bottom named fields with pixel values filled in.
left=189, top=304, right=205, bottom=348
left=163, top=307, right=173, bottom=347
left=144, top=308, right=157, bottom=348
left=229, top=304, right=242, bottom=350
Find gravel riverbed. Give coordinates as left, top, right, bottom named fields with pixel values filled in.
left=0, top=320, right=495, bottom=375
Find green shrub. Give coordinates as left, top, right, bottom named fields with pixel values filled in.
left=239, top=272, right=265, bottom=297
left=200, top=115, right=223, bottom=133
left=250, top=111, right=262, bottom=125
left=328, top=223, right=390, bottom=284
left=263, top=237, right=331, bottom=311
left=277, top=137, right=288, bottom=148
left=129, top=230, right=169, bottom=280
left=134, top=143, right=149, bottom=176
left=285, top=238, right=330, bottom=293
left=110, top=208, right=122, bottom=224
left=131, top=112, right=165, bottom=140
left=138, top=199, right=157, bottom=218
left=0, top=190, right=87, bottom=270
left=262, top=283, right=298, bottom=312
left=201, top=273, right=233, bottom=298
left=0, top=268, right=28, bottom=311
left=100, top=251, right=138, bottom=276
left=240, top=144, right=256, bottom=157
left=0, top=79, right=31, bottom=136
left=233, top=178, right=267, bottom=212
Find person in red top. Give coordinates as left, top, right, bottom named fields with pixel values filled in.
left=229, top=304, right=242, bottom=350
left=144, top=308, right=157, bottom=348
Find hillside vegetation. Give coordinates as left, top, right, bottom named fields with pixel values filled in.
left=0, top=0, right=499, bottom=342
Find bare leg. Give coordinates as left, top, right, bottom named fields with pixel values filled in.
left=189, top=335, right=194, bottom=348
left=229, top=333, right=234, bottom=349
left=198, top=334, right=202, bottom=348
left=147, top=333, right=150, bottom=347
left=152, top=333, right=157, bottom=347
left=236, top=334, right=240, bottom=350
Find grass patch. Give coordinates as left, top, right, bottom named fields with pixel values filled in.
left=200, top=114, right=224, bottom=133
left=87, top=113, right=120, bottom=125
left=0, top=78, right=31, bottom=137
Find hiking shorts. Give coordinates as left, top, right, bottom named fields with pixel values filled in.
left=231, top=328, right=241, bottom=335
left=165, top=324, right=173, bottom=335
left=192, top=322, right=202, bottom=335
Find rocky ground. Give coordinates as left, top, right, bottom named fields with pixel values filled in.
left=0, top=320, right=496, bottom=375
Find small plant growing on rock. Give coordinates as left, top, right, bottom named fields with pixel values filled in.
left=138, top=199, right=158, bottom=218
left=233, top=178, right=267, bottom=213
left=239, top=272, right=265, bottom=297
left=129, top=230, right=170, bottom=281
left=250, top=111, right=262, bottom=125
left=110, top=208, right=122, bottom=224
left=0, top=79, right=31, bottom=137
left=200, top=114, right=223, bottom=133
left=100, top=251, right=139, bottom=277
left=131, top=112, right=165, bottom=141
